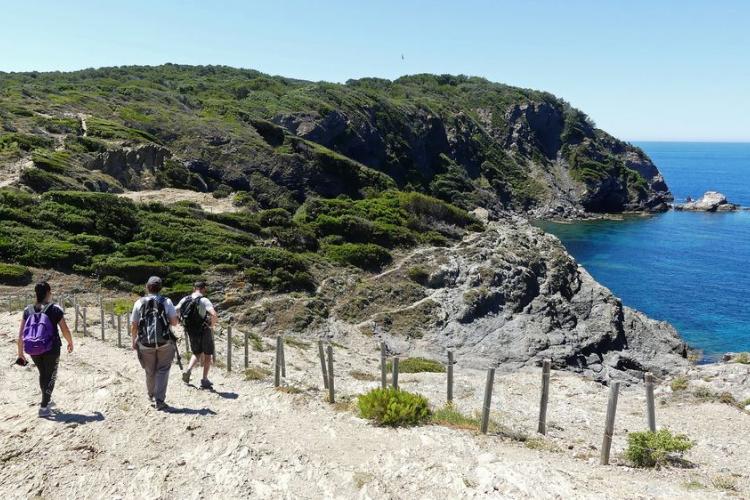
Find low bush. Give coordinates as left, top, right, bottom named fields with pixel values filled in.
left=406, top=266, right=430, bottom=285
left=357, top=388, right=430, bottom=427
left=387, top=357, right=445, bottom=373
left=670, top=376, right=688, bottom=392
left=323, top=243, right=391, bottom=271
left=624, top=429, right=693, bottom=468
left=0, top=263, right=32, bottom=285
left=733, top=352, right=750, bottom=364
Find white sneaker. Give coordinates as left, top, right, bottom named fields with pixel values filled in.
left=38, top=406, right=51, bottom=417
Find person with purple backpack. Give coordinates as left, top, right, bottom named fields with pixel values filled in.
left=16, top=281, right=73, bottom=417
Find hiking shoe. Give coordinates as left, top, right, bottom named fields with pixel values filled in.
left=38, top=405, right=51, bottom=417
left=47, top=400, right=56, bottom=409
left=155, top=400, right=168, bottom=411
left=182, top=369, right=191, bottom=384
left=200, top=378, right=213, bottom=389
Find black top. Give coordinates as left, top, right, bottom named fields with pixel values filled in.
left=23, top=303, right=64, bottom=353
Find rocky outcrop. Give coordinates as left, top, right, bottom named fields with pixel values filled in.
left=86, top=144, right=172, bottom=190
left=337, top=218, right=688, bottom=383
left=675, top=191, right=738, bottom=212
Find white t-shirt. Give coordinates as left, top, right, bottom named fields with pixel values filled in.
left=175, top=292, right=215, bottom=319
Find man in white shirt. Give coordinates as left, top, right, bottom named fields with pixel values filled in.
left=176, top=281, right=218, bottom=389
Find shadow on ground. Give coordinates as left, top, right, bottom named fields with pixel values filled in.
left=46, top=411, right=105, bottom=424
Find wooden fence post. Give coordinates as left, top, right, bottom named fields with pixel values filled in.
left=538, top=359, right=552, bottom=435
left=110, top=311, right=115, bottom=328
left=318, top=340, right=329, bottom=389
left=99, top=297, right=105, bottom=341
left=645, top=372, right=656, bottom=432
left=391, top=357, right=399, bottom=390
left=326, top=344, right=335, bottom=403
left=74, top=303, right=80, bottom=333
left=244, top=332, right=249, bottom=370
left=280, top=336, right=286, bottom=378
left=82, top=306, right=88, bottom=337
left=274, top=336, right=282, bottom=387
left=117, top=314, right=122, bottom=348
left=600, top=381, right=621, bottom=465
left=7, top=296, right=12, bottom=313
left=481, top=368, right=496, bottom=434
left=226, top=324, right=233, bottom=372
left=380, top=342, right=387, bottom=390
left=447, top=351, right=454, bottom=403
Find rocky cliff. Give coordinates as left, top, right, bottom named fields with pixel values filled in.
left=234, top=217, right=688, bottom=383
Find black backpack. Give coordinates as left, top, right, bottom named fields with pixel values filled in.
left=180, top=296, right=207, bottom=335
left=137, top=296, right=172, bottom=345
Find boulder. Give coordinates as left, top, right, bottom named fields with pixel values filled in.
left=675, top=191, right=738, bottom=212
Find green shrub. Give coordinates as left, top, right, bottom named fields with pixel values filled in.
left=406, top=266, right=430, bottom=285
left=323, top=243, right=391, bottom=271
left=0, top=132, right=54, bottom=151
left=624, top=429, right=693, bottom=467
left=68, top=234, right=116, bottom=254
left=733, top=352, right=750, bottom=364
left=0, top=263, right=32, bottom=285
left=386, top=357, right=445, bottom=373
left=42, top=191, right=138, bottom=242
left=357, top=388, right=430, bottom=427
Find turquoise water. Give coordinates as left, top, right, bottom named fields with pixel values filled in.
left=541, top=142, right=750, bottom=357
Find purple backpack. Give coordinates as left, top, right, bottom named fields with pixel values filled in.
left=23, top=304, right=55, bottom=356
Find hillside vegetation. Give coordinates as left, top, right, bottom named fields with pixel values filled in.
left=0, top=65, right=670, bottom=217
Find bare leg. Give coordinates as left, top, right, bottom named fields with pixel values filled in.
left=202, top=354, right=211, bottom=381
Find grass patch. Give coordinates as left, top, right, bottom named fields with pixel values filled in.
left=284, top=337, right=311, bottom=350
left=624, top=429, right=693, bottom=468
left=358, top=388, right=430, bottom=427
left=244, top=367, right=271, bottom=381
left=248, top=332, right=264, bottom=352
left=350, top=370, right=378, bottom=381
left=670, top=376, right=688, bottom=392
left=430, top=404, right=480, bottom=431
left=711, top=475, right=738, bottom=492
left=276, top=385, right=304, bottom=394
left=386, top=357, right=445, bottom=374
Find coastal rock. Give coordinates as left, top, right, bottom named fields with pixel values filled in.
left=336, top=217, right=688, bottom=383
left=675, top=191, right=738, bottom=211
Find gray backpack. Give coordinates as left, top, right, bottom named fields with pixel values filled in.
left=137, top=296, right=171, bottom=345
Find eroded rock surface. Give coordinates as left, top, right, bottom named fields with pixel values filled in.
left=337, top=218, right=688, bottom=383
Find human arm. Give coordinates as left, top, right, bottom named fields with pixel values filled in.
left=59, top=316, right=73, bottom=353
left=130, top=301, right=140, bottom=350
left=17, top=315, right=26, bottom=361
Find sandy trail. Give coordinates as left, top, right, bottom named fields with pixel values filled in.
left=119, top=189, right=241, bottom=213
left=0, top=307, right=748, bottom=499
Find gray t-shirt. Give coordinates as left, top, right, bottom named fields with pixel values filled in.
left=130, top=295, right=177, bottom=325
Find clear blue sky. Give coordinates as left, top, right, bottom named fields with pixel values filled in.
left=2, top=0, right=748, bottom=142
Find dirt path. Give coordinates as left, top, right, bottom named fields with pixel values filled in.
left=119, top=188, right=241, bottom=213
left=0, top=308, right=748, bottom=499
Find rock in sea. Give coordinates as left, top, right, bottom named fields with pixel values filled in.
left=674, top=191, right=738, bottom=212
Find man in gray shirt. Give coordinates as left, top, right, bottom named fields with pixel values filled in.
left=131, top=276, right=179, bottom=410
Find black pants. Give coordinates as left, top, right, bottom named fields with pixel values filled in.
left=31, top=350, right=60, bottom=407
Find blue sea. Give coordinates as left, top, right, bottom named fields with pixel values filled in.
left=540, top=142, right=750, bottom=358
